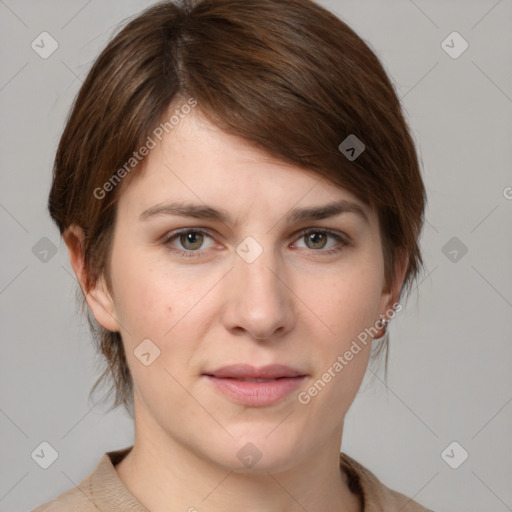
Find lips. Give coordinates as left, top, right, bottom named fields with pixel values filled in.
left=202, top=364, right=308, bottom=407
left=203, top=364, right=306, bottom=380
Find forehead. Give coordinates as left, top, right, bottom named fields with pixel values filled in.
left=115, top=109, right=377, bottom=227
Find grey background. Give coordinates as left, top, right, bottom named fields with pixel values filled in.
left=1, top=1, right=511, bottom=511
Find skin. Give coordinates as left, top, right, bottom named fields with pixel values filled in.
left=65, top=105, right=407, bottom=512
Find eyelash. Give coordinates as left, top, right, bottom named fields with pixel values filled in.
left=161, top=228, right=350, bottom=259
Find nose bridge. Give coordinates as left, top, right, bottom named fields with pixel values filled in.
left=222, top=236, right=295, bottom=339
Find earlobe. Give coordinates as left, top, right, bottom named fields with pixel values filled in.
left=85, top=274, right=120, bottom=333
left=63, top=224, right=120, bottom=333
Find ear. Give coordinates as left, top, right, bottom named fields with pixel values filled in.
left=63, top=224, right=120, bottom=332
left=383, top=247, right=409, bottom=308
left=376, top=248, right=408, bottom=334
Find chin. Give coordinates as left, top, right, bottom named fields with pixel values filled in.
left=205, top=428, right=304, bottom=474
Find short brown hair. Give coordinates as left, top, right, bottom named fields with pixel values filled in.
left=49, top=0, right=426, bottom=417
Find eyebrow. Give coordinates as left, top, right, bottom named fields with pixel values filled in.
left=139, top=199, right=370, bottom=225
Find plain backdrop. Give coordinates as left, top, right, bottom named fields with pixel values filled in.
left=1, top=1, right=511, bottom=511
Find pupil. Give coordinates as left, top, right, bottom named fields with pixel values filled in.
left=182, top=232, right=203, bottom=249
left=308, top=232, right=326, bottom=249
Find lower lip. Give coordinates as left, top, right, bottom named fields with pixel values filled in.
left=204, top=376, right=306, bottom=407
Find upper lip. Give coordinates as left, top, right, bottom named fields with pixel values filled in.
left=203, top=364, right=306, bottom=379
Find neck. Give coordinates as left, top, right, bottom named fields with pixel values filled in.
left=115, top=404, right=362, bottom=512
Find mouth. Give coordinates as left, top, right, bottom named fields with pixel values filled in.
left=203, top=363, right=306, bottom=380
left=202, top=364, right=308, bottom=406
left=212, top=377, right=291, bottom=382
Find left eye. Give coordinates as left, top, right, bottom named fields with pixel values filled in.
left=293, top=229, right=344, bottom=251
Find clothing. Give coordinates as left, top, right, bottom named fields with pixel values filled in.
left=32, top=445, right=433, bottom=511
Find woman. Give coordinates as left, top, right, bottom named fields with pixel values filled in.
left=33, top=0, right=432, bottom=510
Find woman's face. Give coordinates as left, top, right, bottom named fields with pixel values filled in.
left=85, top=108, right=402, bottom=472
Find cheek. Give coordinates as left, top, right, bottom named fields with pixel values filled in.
left=299, top=259, right=384, bottom=401
left=109, top=250, right=215, bottom=359
left=316, top=264, right=384, bottom=339
left=113, top=268, right=168, bottom=335
left=111, top=263, right=197, bottom=399
left=107, top=241, right=177, bottom=356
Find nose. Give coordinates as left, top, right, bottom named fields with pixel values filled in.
left=220, top=244, right=296, bottom=340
